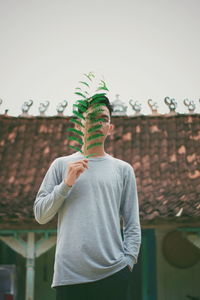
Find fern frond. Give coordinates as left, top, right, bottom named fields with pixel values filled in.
left=69, top=145, right=83, bottom=152
left=73, top=104, right=87, bottom=113
left=67, top=128, right=84, bottom=136
left=87, top=108, right=104, bottom=119
left=86, top=142, right=102, bottom=150
left=79, top=81, right=90, bottom=88
left=89, top=117, right=107, bottom=124
left=73, top=110, right=85, bottom=120
left=68, top=136, right=83, bottom=145
left=90, top=93, right=106, bottom=100
left=70, top=118, right=84, bottom=128
left=74, top=92, right=87, bottom=99
left=90, top=103, right=106, bottom=110
left=71, top=72, right=110, bottom=157
left=77, top=100, right=88, bottom=108
left=96, top=80, right=109, bottom=92
left=84, top=72, right=95, bottom=81
left=89, top=97, right=106, bottom=105
left=88, top=124, right=103, bottom=133
left=87, top=133, right=104, bottom=141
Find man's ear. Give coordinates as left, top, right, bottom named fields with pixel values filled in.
left=107, top=124, right=114, bottom=136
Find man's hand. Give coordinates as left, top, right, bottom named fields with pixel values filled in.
left=64, top=159, right=89, bottom=187
left=127, top=265, right=132, bottom=271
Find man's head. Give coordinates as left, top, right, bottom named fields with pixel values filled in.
left=75, top=95, right=114, bottom=141
left=78, top=95, right=113, bottom=118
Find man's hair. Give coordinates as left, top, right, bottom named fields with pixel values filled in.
left=78, top=95, right=113, bottom=119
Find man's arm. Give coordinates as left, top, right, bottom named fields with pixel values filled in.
left=120, top=164, right=141, bottom=271
left=33, top=159, right=72, bottom=225
left=33, top=158, right=89, bottom=225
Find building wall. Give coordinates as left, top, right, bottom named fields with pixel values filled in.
left=155, top=228, right=200, bottom=300
left=0, top=240, right=25, bottom=300
left=0, top=240, right=56, bottom=300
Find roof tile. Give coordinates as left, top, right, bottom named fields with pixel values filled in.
left=0, top=114, right=200, bottom=228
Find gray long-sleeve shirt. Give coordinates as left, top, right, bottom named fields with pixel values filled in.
left=33, top=151, right=141, bottom=288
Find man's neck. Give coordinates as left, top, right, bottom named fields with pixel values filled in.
left=80, top=147, right=106, bottom=157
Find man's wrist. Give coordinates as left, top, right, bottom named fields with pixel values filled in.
left=64, top=179, right=73, bottom=187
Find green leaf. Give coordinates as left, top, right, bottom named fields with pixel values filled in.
left=69, top=145, right=83, bottom=152
left=89, top=97, right=106, bottom=105
left=67, top=128, right=84, bottom=136
left=79, top=81, right=90, bottom=88
left=84, top=72, right=95, bottom=81
left=77, top=100, right=88, bottom=108
left=68, top=136, right=83, bottom=145
left=73, top=104, right=87, bottom=113
left=91, top=93, right=106, bottom=100
left=73, top=110, right=86, bottom=120
left=88, top=124, right=103, bottom=133
left=90, top=103, right=106, bottom=110
left=87, top=108, right=104, bottom=119
left=87, top=133, right=104, bottom=141
left=75, top=92, right=87, bottom=99
left=86, top=142, right=102, bottom=150
left=70, top=118, right=84, bottom=128
left=89, top=117, right=107, bottom=124
left=96, top=86, right=109, bottom=91
left=96, top=80, right=109, bottom=92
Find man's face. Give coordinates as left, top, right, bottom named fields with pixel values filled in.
left=78, top=105, right=113, bottom=140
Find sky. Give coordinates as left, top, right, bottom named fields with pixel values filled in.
left=0, top=0, right=200, bottom=116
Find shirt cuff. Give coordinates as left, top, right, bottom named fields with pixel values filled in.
left=125, top=254, right=136, bottom=271
left=57, top=181, right=72, bottom=197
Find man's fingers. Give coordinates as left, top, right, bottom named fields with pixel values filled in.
left=71, top=165, right=88, bottom=173
left=68, top=159, right=88, bottom=169
left=71, top=159, right=88, bottom=163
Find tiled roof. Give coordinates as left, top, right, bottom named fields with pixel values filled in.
left=0, top=114, right=200, bottom=229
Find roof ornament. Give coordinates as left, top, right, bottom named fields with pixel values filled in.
left=183, top=99, right=196, bottom=113
left=111, top=94, right=127, bottom=116
left=56, top=100, right=68, bottom=116
left=148, top=99, right=159, bottom=115
left=129, top=99, right=142, bottom=116
left=39, top=101, right=50, bottom=116
left=164, top=97, right=178, bottom=114
left=21, top=99, right=33, bottom=116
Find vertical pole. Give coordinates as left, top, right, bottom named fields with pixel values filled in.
left=142, top=229, right=157, bottom=300
left=25, top=232, right=35, bottom=300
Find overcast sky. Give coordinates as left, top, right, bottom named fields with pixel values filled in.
left=0, top=0, right=200, bottom=116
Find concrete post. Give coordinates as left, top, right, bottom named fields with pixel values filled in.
left=25, top=232, right=35, bottom=300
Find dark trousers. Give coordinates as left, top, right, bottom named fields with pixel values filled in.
left=55, top=266, right=131, bottom=300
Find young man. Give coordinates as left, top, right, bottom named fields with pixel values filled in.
left=34, top=96, right=141, bottom=300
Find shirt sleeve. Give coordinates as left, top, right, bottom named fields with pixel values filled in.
left=33, top=159, right=72, bottom=224
left=120, top=164, right=141, bottom=270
